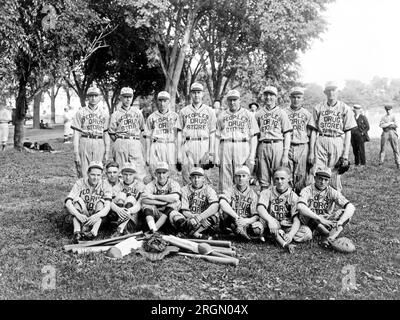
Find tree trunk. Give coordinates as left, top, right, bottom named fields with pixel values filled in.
left=14, top=83, right=27, bottom=150
left=64, top=85, right=71, bottom=106
left=50, top=86, right=56, bottom=123
left=33, top=91, right=42, bottom=129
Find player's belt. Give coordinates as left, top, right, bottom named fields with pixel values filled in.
left=118, top=136, right=140, bottom=140
left=152, top=138, right=175, bottom=143
left=259, top=139, right=281, bottom=144
left=220, top=138, right=248, bottom=143
left=185, top=137, right=209, bottom=141
left=81, top=134, right=103, bottom=139
left=319, top=132, right=342, bottom=138
left=291, top=142, right=307, bottom=146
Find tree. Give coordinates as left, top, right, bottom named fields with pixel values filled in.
left=0, top=0, right=106, bottom=149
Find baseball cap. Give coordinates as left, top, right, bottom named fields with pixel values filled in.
left=314, top=166, right=332, bottom=178
left=88, top=161, right=104, bottom=172
left=190, top=167, right=204, bottom=176
left=157, top=91, right=170, bottom=100
left=235, top=166, right=251, bottom=176
left=87, top=87, right=101, bottom=96
left=290, top=87, right=304, bottom=96
left=190, top=82, right=203, bottom=92
left=384, top=103, right=394, bottom=110
left=263, top=86, right=278, bottom=96
left=353, top=104, right=362, bottom=110
left=226, top=89, right=240, bottom=100
left=120, top=87, right=133, bottom=96
left=121, top=162, right=137, bottom=174
left=155, top=162, right=169, bottom=172
left=324, top=81, right=338, bottom=90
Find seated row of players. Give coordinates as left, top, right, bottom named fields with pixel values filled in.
left=64, top=161, right=355, bottom=253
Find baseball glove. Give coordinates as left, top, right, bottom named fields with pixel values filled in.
left=334, top=157, right=350, bottom=174
left=329, top=237, right=356, bottom=253
left=234, top=218, right=251, bottom=240
left=142, top=232, right=168, bottom=253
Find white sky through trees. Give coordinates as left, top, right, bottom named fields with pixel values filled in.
left=299, top=0, right=400, bottom=87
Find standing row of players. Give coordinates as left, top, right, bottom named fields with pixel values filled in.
left=71, top=81, right=357, bottom=195
left=65, top=160, right=355, bottom=254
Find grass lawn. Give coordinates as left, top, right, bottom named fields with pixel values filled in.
left=0, top=132, right=399, bottom=300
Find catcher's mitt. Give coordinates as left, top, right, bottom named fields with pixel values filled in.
left=142, top=232, right=168, bottom=253
left=136, top=246, right=179, bottom=261
left=334, top=157, right=350, bottom=174
left=329, top=237, right=356, bottom=253
left=234, top=218, right=251, bottom=240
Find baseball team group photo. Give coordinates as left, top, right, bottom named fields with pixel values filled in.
left=0, top=0, right=399, bottom=302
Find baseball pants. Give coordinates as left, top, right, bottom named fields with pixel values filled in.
left=288, top=143, right=309, bottom=193
left=169, top=210, right=219, bottom=235
left=256, top=141, right=283, bottom=189
left=219, top=213, right=264, bottom=239
left=112, top=138, right=148, bottom=180
left=314, top=136, right=343, bottom=192
left=379, top=130, right=400, bottom=165
left=79, top=137, right=105, bottom=178
left=149, top=141, right=177, bottom=175
left=71, top=199, right=105, bottom=235
left=182, top=139, right=209, bottom=184
left=218, top=141, right=250, bottom=193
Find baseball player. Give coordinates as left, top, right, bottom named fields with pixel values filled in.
left=145, top=91, right=182, bottom=176
left=308, top=81, right=357, bottom=192
left=141, top=162, right=181, bottom=233
left=63, top=104, right=74, bottom=143
left=109, top=162, right=144, bottom=236
left=72, top=87, right=110, bottom=178
left=284, top=87, right=313, bottom=194
left=213, top=99, right=223, bottom=118
left=103, top=161, right=120, bottom=188
left=0, top=103, right=11, bottom=151
left=108, top=87, right=148, bottom=181
left=64, top=161, right=112, bottom=243
left=257, top=167, right=312, bottom=253
left=218, top=166, right=263, bottom=241
left=297, top=166, right=355, bottom=248
left=378, top=103, right=400, bottom=168
left=169, top=167, right=219, bottom=238
left=179, top=82, right=216, bottom=184
left=215, top=90, right=259, bottom=193
left=255, top=86, right=292, bottom=190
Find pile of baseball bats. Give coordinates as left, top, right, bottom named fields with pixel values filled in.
left=63, top=232, right=239, bottom=266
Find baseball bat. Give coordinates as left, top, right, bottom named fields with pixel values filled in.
left=63, top=231, right=143, bottom=251
left=177, top=252, right=239, bottom=267
left=210, top=246, right=236, bottom=256
left=105, top=238, right=143, bottom=259
left=71, top=125, right=83, bottom=133
left=72, top=246, right=112, bottom=254
left=162, top=235, right=200, bottom=253
left=316, top=223, right=330, bottom=236
left=185, top=238, right=232, bottom=248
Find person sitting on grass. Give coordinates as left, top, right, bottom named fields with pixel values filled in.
left=218, top=166, right=263, bottom=241
left=108, top=163, right=144, bottom=237
left=297, top=166, right=355, bottom=249
left=103, top=161, right=121, bottom=188
left=64, top=161, right=112, bottom=243
left=169, top=167, right=219, bottom=239
left=257, top=167, right=312, bottom=253
left=40, top=120, right=51, bottom=129
left=141, top=162, right=181, bottom=233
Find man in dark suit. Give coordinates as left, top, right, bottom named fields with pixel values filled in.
left=351, top=104, right=370, bottom=166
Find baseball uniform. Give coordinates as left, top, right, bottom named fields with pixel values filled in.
left=63, top=107, right=74, bottom=143
left=145, top=109, right=181, bottom=173
left=142, top=177, right=181, bottom=221
left=109, top=106, right=148, bottom=180
left=216, top=108, right=259, bottom=192
left=298, top=183, right=351, bottom=229
left=309, top=101, right=357, bottom=191
left=351, top=111, right=370, bottom=166
left=284, top=106, right=312, bottom=193
left=169, top=183, right=219, bottom=232
left=0, top=107, right=11, bottom=149
left=257, top=186, right=311, bottom=242
left=72, top=105, right=109, bottom=177
left=179, top=103, right=216, bottom=183
left=65, top=178, right=112, bottom=215
left=379, top=113, right=400, bottom=166
left=255, top=106, right=293, bottom=189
